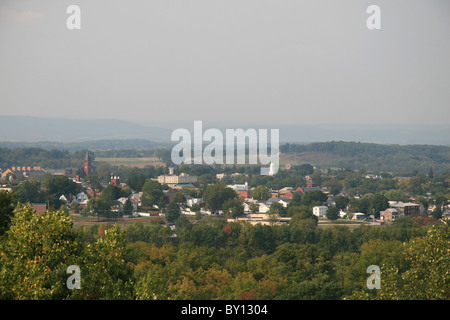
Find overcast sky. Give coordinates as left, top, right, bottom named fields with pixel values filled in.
left=0, top=0, right=449, bottom=128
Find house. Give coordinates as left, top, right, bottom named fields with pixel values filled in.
left=266, top=197, right=291, bottom=208
left=313, top=206, right=328, bottom=217
left=216, top=173, right=226, bottom=180
left=227, top=213, right=291, bottom=226
left=186, top=196, right=204, bottom=208
left=298, top=181, right=322, bottom=194
left=280, top=187, right=303, bottom=199
left=352, top=212, right=366, bottom=220
left=380, top=208, right=403, bottom=222
left=0, top=185, right=13, bottom=192
left=59, top=194, right=70, bottom=206
left=389, top=201, right=421, bottom=216
left=76, top=192, right=89, bottom=203
left=227, top=182, right=251, bottom=198
left=28, top=203, right=47, bottom=214
left=110, top=176, right=120, bottom=187
left=339, top=210, right=348, bottom=219
left=68, top=191, right=89, bottom=208
left=157, top=172, right=197, bottom=187
left=129, top=192, right=142, bottom=207
left=257, top=201, right=270, bottom=213
left=6, top=166, right=47, bottom=179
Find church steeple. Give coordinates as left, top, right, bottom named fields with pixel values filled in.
left=84, top=152, right=92, bottom=176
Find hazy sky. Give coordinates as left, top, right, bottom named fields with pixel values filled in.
left=0, top=0, right=449, bottom=127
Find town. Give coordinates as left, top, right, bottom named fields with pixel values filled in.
left=1, top=148, right=448, bottom=227
left=0, top=143, right=449, bottom=301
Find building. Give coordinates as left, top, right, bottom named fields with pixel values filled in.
left=313, top=206, right=328, bottom=217
left=157, top=172, right=197, bottom=187
left=228, top=182, right=251, bottom=198
left=27, top=203, right=47, bottom=214
left=2, top=166, right=47, bottom=180
left=380, top=208, right=403, bottom=222
left=186, top=196, right=204, bottom=207
left=298, top=181, right=322, bottom=194
left=266, top=197, right=291, bottom=208
left=0, top=185, right=13, bottom=192
left=227, top=213, right=291, bottom=226
left=352, top=212, right=366, bottom=220
left=110, top=176, right=120, bottom=187
left=389, top=201, right=421, bottom=216
left=84, top=152, right=93, bottom=176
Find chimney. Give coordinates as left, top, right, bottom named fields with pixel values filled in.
left=12, top=167, right=15, bottom=171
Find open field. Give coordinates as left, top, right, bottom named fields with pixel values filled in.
left=279, top=152, right=344, bottom=167
left=69, top=213, right=165, bottom=228
left=94, top=157, right=166, bottom=168
left=316, top=220, right=379, bottom=229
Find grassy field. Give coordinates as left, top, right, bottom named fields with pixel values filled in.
left=94, top=157, right=166, bottom=168
left=93, top=151, right=344, bottom=169
left=279, top=152, right=343, bottom=167
left=69, top=213, right=165, bottom=228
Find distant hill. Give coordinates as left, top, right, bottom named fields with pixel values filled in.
left=1, top=116, right=449, bottom=146
left=0, top=139, right=171, bottom=151
left=281, top=141, right=450, bottom=174
left=0, top=116, right=172, bottom=143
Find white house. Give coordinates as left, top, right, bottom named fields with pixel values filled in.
left=258, top=202, right=270, bottom=213
left=313, top=206, right=328, bottom=217
left=339, top=210, right=348, bottom=219
left=76, top=192, right=89, bottom=204
left=352, top=212, right=366, bottom=220
left=266, top=198, right=290, bottom=208
left=186, top=196, right=203, bottom=207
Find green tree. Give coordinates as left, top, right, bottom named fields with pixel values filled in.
left=326, top=206, right=339, bottom=221
left=431, top=206, right=443, bottom=220
left=166, top=201, right=181, bottom=223
left=0, top=205, right=79, bottom=299
left=370, top=193, right=389, bottom=218
left=301, top=190, right=327, bottom=207
left=42, top=176, right=81, bottom=197
left=172, top=192, right=187, bottom=209
left=0, top=190, right=17, bottom=235
left=14, top=179, right=43, bottom=204
left=222, top=197, right=244, bottom=219
left=349, top=222, right=449, bottom=300
left=267, top=202, right=287, bottom=217
left=100, top=185, right=122, bottom=205
left=70, top=225, right=135, bottom=300
left=123, top=198, right=133, bottom=216
left=191, top=203, right=201, bottom=213
left=203, top=182, right=237, bottom=213
left=251, top=185, right=270, bottom=201
left=141, top=180, right=164, bottom=208
left=323, top=177, right=343, bottom=195
left=334, top=196, right=350, bottom=211
left=288, top=193, right=302, bottom=207
left=84, top=198, right=112, bottom=221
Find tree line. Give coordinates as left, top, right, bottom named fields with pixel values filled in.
left=0, top=193, right=448, bottom=300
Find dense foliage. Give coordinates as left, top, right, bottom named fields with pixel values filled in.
left=0, top=198, right=447, bottom=300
